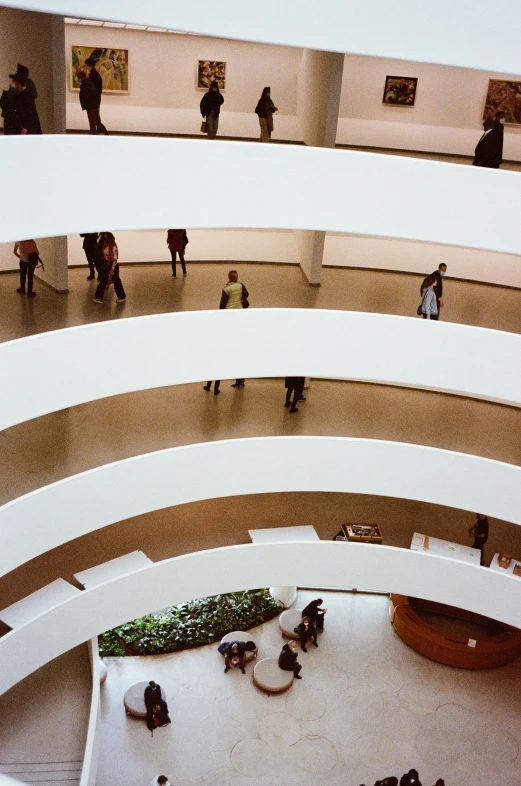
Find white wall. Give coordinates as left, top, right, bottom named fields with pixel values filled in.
left=64, top=24, right=302, bottom=140
left=2, top=436, right=521, bottom=579
left=4, top=539, right=521, bottom=695
left=3, top=309, right=521, bottom=431
left=338, top=53, right=521, bottom=158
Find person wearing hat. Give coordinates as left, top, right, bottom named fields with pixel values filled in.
left=10, top=72, right=40, bottom=135
left=15, top=64, right=38, bottom=102
left=84, top=57, right=108, bottom=135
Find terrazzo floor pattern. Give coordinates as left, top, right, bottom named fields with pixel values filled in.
left=98, top=591, right=521, bottom=786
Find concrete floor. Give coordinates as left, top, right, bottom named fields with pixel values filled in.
left=98, top=590, right=521, bottom=786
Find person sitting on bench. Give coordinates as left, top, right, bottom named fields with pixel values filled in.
left=301, top=598, right=327, bottom=631
left=278, top=639, right=302, bottom=678
left=217, top=640, right=256, bottom=673
left=294, top=616, right=318, bottom=652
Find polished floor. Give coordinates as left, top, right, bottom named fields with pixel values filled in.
left=98, top=590, right=521, bottom=786
left=1, top=264, right=521, bottom=607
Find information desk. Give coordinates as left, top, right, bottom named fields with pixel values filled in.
left=390, top=594, right=521, bottom=669
left=410, top=532, right=480, bottom=565
left=489, top=553, right=521, bottom=578
left=342, top=523, right=382, bottom=544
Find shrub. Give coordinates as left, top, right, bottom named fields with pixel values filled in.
left=98, top=589, right=280, bottom=657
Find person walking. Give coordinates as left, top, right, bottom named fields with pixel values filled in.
left=200, top=82, right=224, bottom=140
left=13, top=239, right=39, bottom=297
left=10, top=71, right=40, bottom=134
left=468, top=513, right=489, bottom=566
left=204, top=270, right=249, bottom=394
left=473, top=115, right=504, bottom=168
left=166, top=229, right=188, bottom=277
left=278, top=640, right=302, bottom=678
left=284, top=377, right=306, bottom=413
left=255, top=86, right=278, bottom=142
left=93, top=232, right=126, bottom=304
left=421, top=263, right=446, bottom=317
left=85, top=57, right=108, bottom=135
left=420, top=275, right=438, bottom=320
left=80, top=232, right=100, bottom=280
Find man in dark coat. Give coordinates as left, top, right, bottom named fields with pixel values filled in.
left=80, top=232, right=100, bottom=280
left=278, top=640, right=302, bottom=678
left=217, top=639, right=256, bottom=673
left=284, top=377, right=306, bottom=413
left=144, top=681, right=170, bottom=733
left=294, top=616, right=318, bottom=652
left=473, top=116, right=504, bottom=168
left=468, top=513, right=489, bottom=566
left=302, top=598, right=327, bottom=631
left=78, top=70, right=102, bottom=134
left=200, top=82, right=224, bottom=139
left=420, top=263, right=447, bottom=317
left=84, top=57, right=108, bottom=135
left=10, top=72, right=40, bottom=134
left=399, top=769, right=422, bottom=786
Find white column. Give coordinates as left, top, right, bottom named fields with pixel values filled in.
left=295, top=49, right=344, bottom=285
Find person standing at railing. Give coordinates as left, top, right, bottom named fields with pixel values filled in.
left=255, top=86, right=278, bottom=142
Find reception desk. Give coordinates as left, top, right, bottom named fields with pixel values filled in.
left=390, top=594, right=521, bottom=669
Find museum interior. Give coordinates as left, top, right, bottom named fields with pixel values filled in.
left=1, top=2, right=521, bottom=786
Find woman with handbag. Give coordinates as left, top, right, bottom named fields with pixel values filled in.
left=420, top=275, right=438, bottom=320
left=93, top=232, right=126, bottom=304
left=255, top=86, right=278, bottom=143
left=200, top=82, right=224, bottom=140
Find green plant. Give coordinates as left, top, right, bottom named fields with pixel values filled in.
left=98, top=589, right=280, bottom=657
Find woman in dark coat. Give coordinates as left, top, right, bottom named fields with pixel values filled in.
left=294, top=616, right=318, bottom=652
left=166, top=229, right=188, bottom=277
left=278, top=640, right=302, bottom=678
left=255, top=86, right=278, bottom=143
left=200, top=82, right=224, bottom=140
left=144, top=681, right=171, bottom=733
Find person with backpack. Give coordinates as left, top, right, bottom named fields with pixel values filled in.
left=92, top=232, right=126, bottom=303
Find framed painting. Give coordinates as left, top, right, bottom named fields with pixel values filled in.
left=483, top=79, right=521, bottom=124
left=382, top=75, right=418, bottom=106
left=71, top=46, right=129, bottom=93
left=197, top=60, right=226, bottom=91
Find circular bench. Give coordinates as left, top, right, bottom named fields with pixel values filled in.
left=253, top=658, right=294, bottom=693
left=279, top=608, right=303, bottom=638
left=123, top=681, right=166, bottom=717
left=220, top=631, right=258, bottom=662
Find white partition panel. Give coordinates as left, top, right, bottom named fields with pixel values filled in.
left=2, top=310, right=521, bottom=431
left=2, top=437, right=521, bottom=578
left=80, top=639, right=101, bottom=786
left=3, top=0, right=521, bottom=75
left=3, top=541, right=521, bottom=695
left=2, top=138, right=521, bottom=254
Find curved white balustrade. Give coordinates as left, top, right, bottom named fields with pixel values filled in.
left=2, top=437, right=521, bottom=579
left=2, top=138, right=521, bottom=254
left=3, top=0, right=521, bottom=75
left=3, top=540, right=521, bottom=695
left=2, top=310, right=521, bottom=431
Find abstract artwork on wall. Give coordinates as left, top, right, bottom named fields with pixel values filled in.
left=71, top=46, right=129, bottom=93
left=197, top=60, right=226, bottom=90
left=483, top=80, right=521, bottom=124
left=382, top=75, right=418, bottom=106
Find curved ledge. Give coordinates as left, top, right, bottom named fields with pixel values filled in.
left=2, top=138, right=521, bottom=254
left=2, top=437, right=521, bottom=578
left=3, top=310, right=521, bottom=431
left=3, top=541, right=521, bottom=695
left=389, top=594, right=521, bottom=669
left=3, top=0, right=521, bottom=75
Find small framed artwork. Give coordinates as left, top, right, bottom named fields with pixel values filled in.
left=382, top=75, right=418, bottom=106
left=197, top=60, right=226, bottom=91
left=71, top=46, right=129, bottom=93
left=483, top=79, right=521, bottom=124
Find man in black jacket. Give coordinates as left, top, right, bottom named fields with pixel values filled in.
left=84, top=57, right=108, bottom=135
left=80, top=233, right=100, bottom=280
left=420, top=263, right=447, bottom=318
left=10, top=72, right=40, bottom=134
left=78, top=70, right=103, bottom=134
left=278, top=640, right=302, bottom=678
left=473, top=116, right=504, bottom=168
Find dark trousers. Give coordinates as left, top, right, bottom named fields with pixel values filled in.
left=473, top=539, right=487, bottom=566
left=422, top=314, right=439, bottom=320
left=95, top=265, right=126, bottom=301
left=285, top=662, right=302, bottom=676
left=206, top=380, right=220, bottom=393
left=86, top=107, right=108, bottom=135
left=299, top=632, right=317, bottom=650
left=83, top=245, right=97, bottom=276
left=285, top=379, right=304, bottom=408
left=170, top=250, right=186, bottom=276
left=19, top=253, right=38, bottom=293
